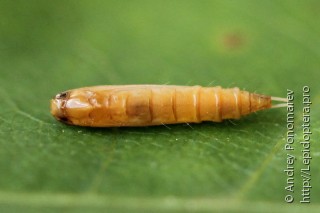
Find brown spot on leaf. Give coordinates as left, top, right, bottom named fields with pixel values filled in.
left=222, top=32, right=246, bottom=51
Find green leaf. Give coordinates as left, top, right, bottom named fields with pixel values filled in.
left=0, top=0, right=319, bottom=212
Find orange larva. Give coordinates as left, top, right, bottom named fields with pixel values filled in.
left=50, top=85, right=287, bottom=127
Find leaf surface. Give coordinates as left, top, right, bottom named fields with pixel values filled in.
left=0, top=0, right=319, bottom=212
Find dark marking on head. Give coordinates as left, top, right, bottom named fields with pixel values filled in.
left=56, top=91, right=69, bottom=99
left=57, top=115, right=72, bottom=125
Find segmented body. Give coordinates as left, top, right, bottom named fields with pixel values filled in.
left=50, top=85, right=272, bottom=127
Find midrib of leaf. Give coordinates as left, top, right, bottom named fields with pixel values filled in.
left=234, top=136, right=284, bottom=199
left=0, top=191, right=317, bottom=212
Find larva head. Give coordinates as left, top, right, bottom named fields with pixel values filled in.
left=50, top=89, right=94, bottom=125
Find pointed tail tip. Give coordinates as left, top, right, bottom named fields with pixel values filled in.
left=250, top=93, right=272, bottom=113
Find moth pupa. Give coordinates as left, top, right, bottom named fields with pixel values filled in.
left=50, top=85, right=287, bottom=127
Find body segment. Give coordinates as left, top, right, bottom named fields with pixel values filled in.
left=51, top=85, right=272, bottom=127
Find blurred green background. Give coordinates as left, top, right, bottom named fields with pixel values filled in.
left=0, top=0, right=319, bottom=212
